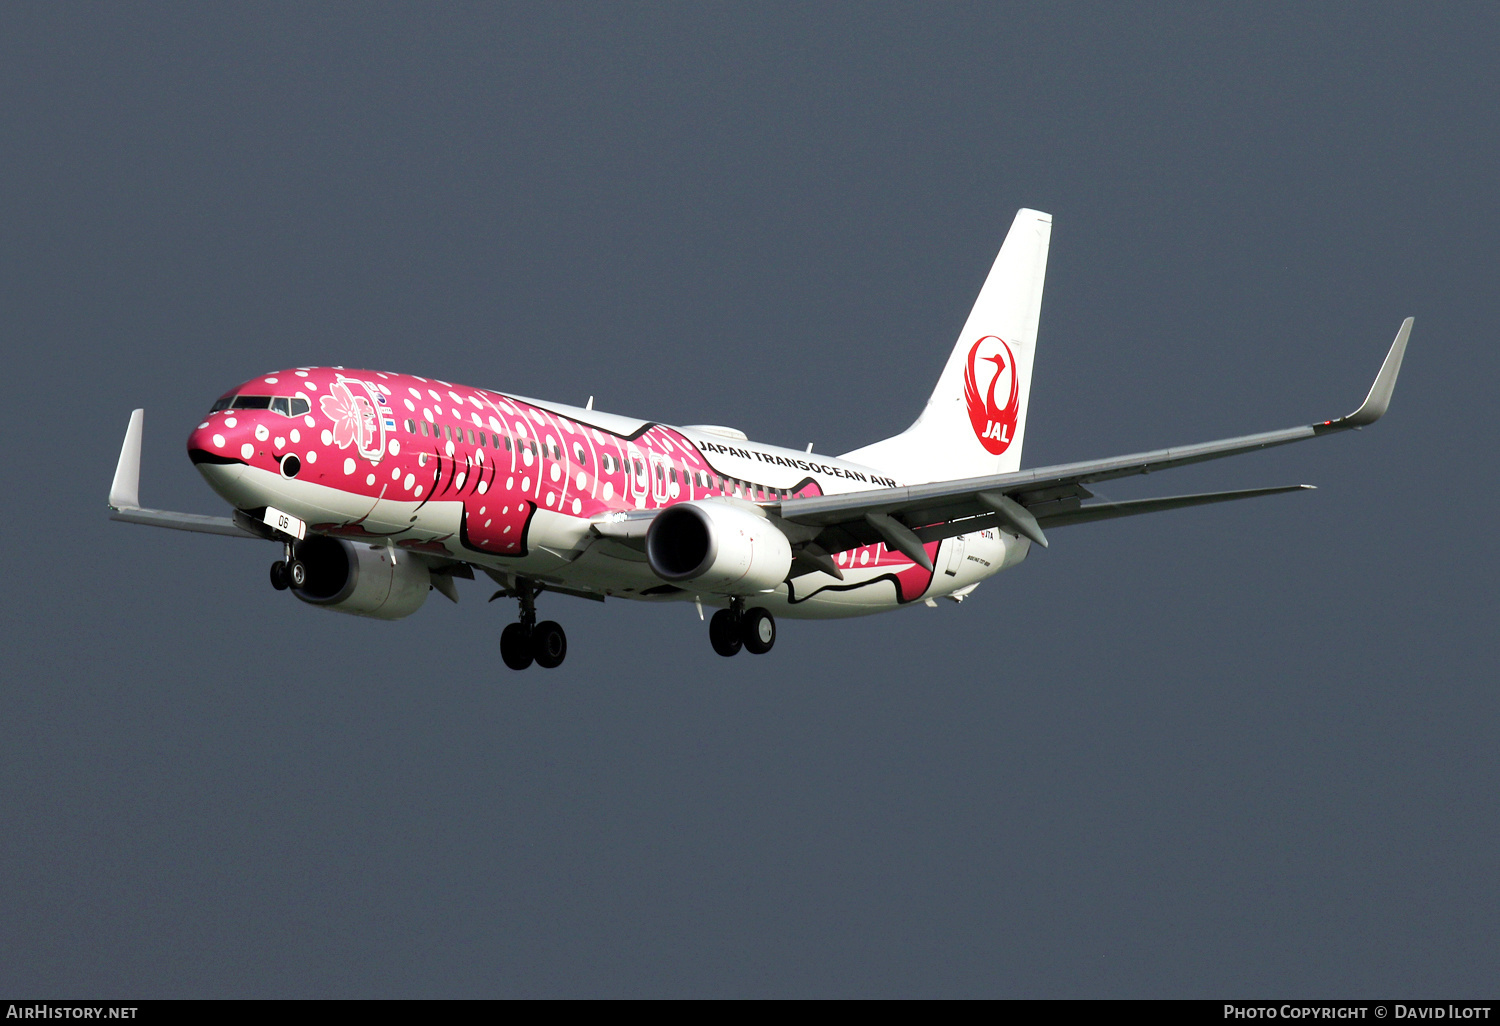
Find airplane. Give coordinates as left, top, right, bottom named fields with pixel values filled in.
left=107, top=209, right=1412, bottom=670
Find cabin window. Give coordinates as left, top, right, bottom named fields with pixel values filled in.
left=420, top=421, right=430, bottom=436
left=405, top=419, right=416, bottom=434
left=467, top=429, right=476, bottom=445
left=503, top=434, right=512, bottom=451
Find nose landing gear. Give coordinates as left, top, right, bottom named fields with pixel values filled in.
left=709, top=599, right=776, bottom=657
left=269, top=541, right=305, bottom=592
left=494, top=579, right=568, bottom=671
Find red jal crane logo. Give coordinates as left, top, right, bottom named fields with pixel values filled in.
left=963, top=336, right=1020, bottom=454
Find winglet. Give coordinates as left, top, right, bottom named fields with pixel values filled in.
left=1333, top=318, right=1412, bottom=428
left=109, top=409, right=145, bottom=510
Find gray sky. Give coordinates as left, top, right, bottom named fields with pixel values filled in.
left=2, top=3, right=1496, bottom=997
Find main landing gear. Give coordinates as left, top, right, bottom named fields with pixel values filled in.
left=269, top=541, right=306, bottom=591
left=496, top=579, right=567, bottom=671
left=709, top=598, right=776, bottom=657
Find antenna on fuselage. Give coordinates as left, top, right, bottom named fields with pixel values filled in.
left=586, top=396, right=594, bottom=410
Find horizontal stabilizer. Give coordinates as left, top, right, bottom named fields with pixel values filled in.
left=1036, top=484, right=1314, bottom=529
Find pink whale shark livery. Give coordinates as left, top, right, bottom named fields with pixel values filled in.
left=107, top=209, right=1412, bottom=670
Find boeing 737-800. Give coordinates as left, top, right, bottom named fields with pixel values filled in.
left=107, top=209, right=1412, bottom=669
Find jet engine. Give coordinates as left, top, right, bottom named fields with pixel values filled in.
left=291, top=536, right=431, bottom=619
left=645, top=500, right=793, bottom=594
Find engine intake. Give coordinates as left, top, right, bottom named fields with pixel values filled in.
left=645, top=500, right=792, bottom=595
left=292, top=535, right=431, bottom=620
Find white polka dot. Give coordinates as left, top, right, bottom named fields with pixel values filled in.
left=514, top=421, right=528, bottom=437
left=295, top=370, right=308, bottom=377
left=503, top=526, right=511, bottom=534
left=576, top=471, right=587, bottom=488
left=197, top=421, right=209, bottom=430
left=522, top=477, right=530, bottom=492
left=593, top=430, right=606, bottom=443
left=837, top=552, right=847, bottom=565
left=254, top=424, right=269, bottom=441
left=450, top=408, right=461, bottom=420
left=603, top=482, right=614, bottom=501
left=304, top=416, right=315, bottom=428
left=388, top=439, right=400, bottom=456
left=366, top=473, right=375, bottom=485
left=502, top=506, right=509, bottom=514
left=455, top=473, right=467, bottom=489
left=469, top=396, right=482, bottom=408
left=306, top=450, right=316, bottom=463
left=414, top=485, right=423, bottom=497
left=445, top=440, right=455, bottom=458
left=448, top=391, right=462, bottom=403
left=506, top=477, right=514, bottom=490
left=404, top=398, right=414, bottom=411
left=392, top=467, right=400, bottom=480
left=859, top=550, right=870, bottom=565
left=471, top=412, right=482, bottom=426
left=224, top=417, right=237, bottom=428
left=484, top=520, right=491, bottom=528
left=241, top=443, right=255, bottom=460
left=532, top=411, right=545, bottom=424
left=274, top=436, right=284, bottom=448
left=478, top=480, right=488, bottom=494
left=343, top=458, right=356, bottom=475
left=211, top=433, right=225, bottom=448
left=403, top=473, right=415, bottom=490
left=488, top=417, right=501, bottom=430
left=378, top=384, right=391, bottom=395
left=289, top=429, right=300, bottom=443
left=305, top=381, right=317, bottom=391
left=550, top=464, right=561, bottom=482
left=321, top=429, right=333, bottom=445
left=522, top=450, right=533, bottom=466
left=563, top=421, right=575, bottom=435
left=546, top=492, right=555, bottom=506
left=409, top=387, right=421, bottom=398
left=423, top=409, right=434, bottom=423
left=571, top=498, right=582, bottom=514
left=264, top=377, right=278, bottom=384
left=428, top=390, right=441, bottom=401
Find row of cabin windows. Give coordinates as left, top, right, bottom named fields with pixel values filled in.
left=210, top=395, right=311, bottom=417
left=395, top=417, right=793, bottom=502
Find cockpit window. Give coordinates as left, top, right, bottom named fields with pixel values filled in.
left=220, top=394, right=311, bottom=416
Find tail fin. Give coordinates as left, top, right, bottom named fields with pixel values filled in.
left=841, top=208, right=1051, bottom=483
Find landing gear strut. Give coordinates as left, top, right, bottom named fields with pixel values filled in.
left=497, top=579, right=567, bottom=671
left=709, top=598, right=776, bottom=657
left=270, top=541, right=305, bottom=592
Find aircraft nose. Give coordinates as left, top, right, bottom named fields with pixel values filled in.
left=188, top=417, right=253, bottom=466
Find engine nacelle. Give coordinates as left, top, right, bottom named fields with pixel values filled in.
left=645, top=500, right=793, bottom=595
left=291, top=536, right=431, bottom=620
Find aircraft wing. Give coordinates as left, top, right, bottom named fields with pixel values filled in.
left=771, top=318, right=1411, bottom=568
left=108, top=408, right=263, bottom=539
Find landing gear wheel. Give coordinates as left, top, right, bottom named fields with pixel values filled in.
left=269, top=561, right=289, bottom=591
left=288, top=561, right=307, bottom=589
left=709, top=609, right=743, bottom=657
left=532, top=620, right=567, bottom=669
left=742, top=608, right=776, bottom=655
left=500, top=622, right=534, bottom=670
